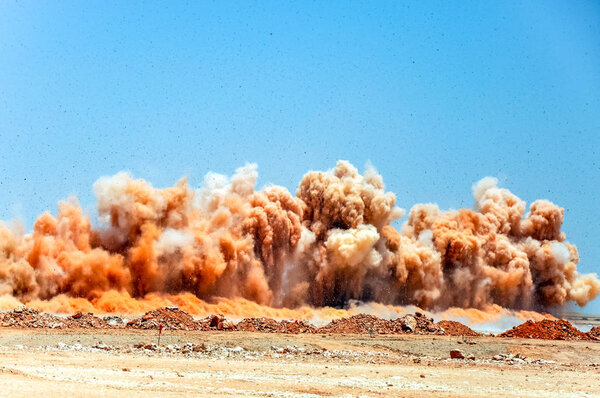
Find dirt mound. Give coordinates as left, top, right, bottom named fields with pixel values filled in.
left=236, top=317, right=280, bottom=332
left=587, top=326, right=600, bottom=340
left=316, top=314, right=398, bottom=334
left=316, top=313, right=442, bottom=335
left=235, top=318, right=315, bottom=333
left=277, top=320, right=316, bottom=334
left=127, top=307, right=199, bottom=330
left=498, top=319, right=590, bottom=341
left=437, top=320, right=481, bottom=337
left=0, top=308, right=66, bottom=329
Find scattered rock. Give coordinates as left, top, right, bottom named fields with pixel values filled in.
left=192, top=343, right=206, bottom=352
left=450, top=349, right=464, bottom=359
left=93, top=343, right=114, bottom=351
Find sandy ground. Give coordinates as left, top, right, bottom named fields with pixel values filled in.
left=0, top=329, right=598, bottom=397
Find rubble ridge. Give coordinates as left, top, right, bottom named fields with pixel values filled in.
left=0, top=306, right=598, bottom=341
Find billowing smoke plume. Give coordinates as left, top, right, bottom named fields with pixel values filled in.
left=0, top=161, right=598, bottom=315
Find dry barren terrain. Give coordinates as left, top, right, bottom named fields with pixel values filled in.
left=0, top=328, right=598, bottom=397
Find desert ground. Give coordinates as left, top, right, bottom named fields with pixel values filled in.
left=0, top=328, right=598, bottom=397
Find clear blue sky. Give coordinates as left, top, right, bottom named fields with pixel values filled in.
left=0, top=1, right=599, bottom=312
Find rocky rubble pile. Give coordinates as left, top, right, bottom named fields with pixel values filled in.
left=2, top=306, right=596, bottom=342
left=498, top=319, right=590, bottom=341
left=236, top=318, right=316, bottom=333
left=316, top=314, right=403, bottom=334
left=0, top=308, right=66, bottom=329
left=126, top=307, right=200, bottom=330
left=315, top=313, right=442, bottom=335
left=63, top=312, right=111, bottom=329
left=395, top=312, right=444, bottom=335
left=587, top=326, right=600, bottom=341
left=197, top=314, right=235, bottom=331
left=235, top=317, right=280, bottom=332
left=277, top=320, right=317, bottom=334
left=437, top=320, right=481, bottom=337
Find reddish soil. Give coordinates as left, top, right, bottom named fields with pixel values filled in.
left=236, top=318, right=316, bottom=333
left=197, top=314, right=235, bottom=331
left=315, top=313, right=442, bottom=335
left=498, top=319, right=590, bottom=341
left=64, top=312, right=110, bottom=329
left=437, top=320, right=481, bottom=337
left=126, top=307, right=200, bottom=330
left=587, top=326, right=600, bottom=340
left=316, top=314, right=403, bottom=334
left=0, top=308, right=66, bottom=329
left=1, top=306, right=598, bottom=344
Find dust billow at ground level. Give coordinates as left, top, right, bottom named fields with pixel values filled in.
left=0, top=329, right=598, bottom=397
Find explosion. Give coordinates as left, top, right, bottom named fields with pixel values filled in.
left=0, top=161, right=598, bottom=316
